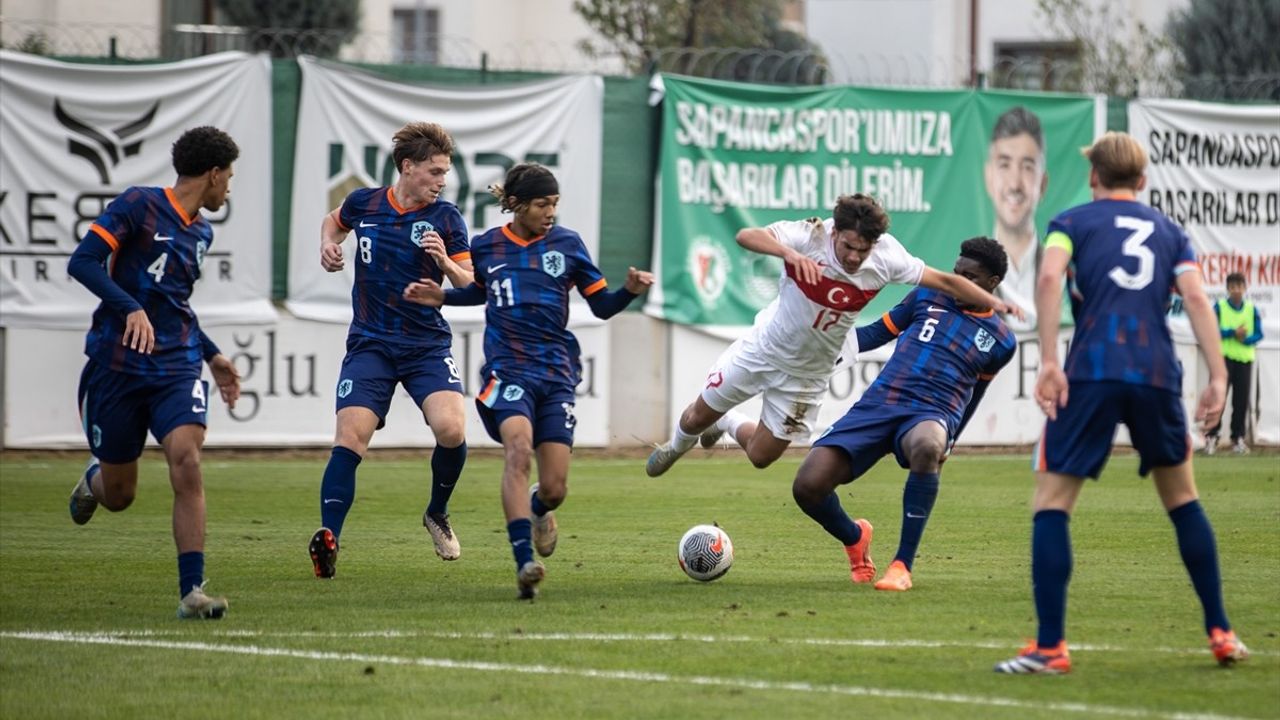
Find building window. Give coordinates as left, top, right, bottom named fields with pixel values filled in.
left=392, top=7, right=439, bottom=64
left=991, top=42, right=1081, bottom=92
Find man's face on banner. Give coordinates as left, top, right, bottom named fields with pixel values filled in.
left=985, top=132, right=1047, bottom=236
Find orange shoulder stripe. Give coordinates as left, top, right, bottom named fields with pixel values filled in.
left=582, top=278, right=608, bottom=296
left=89, top=223, right=119, bottom=251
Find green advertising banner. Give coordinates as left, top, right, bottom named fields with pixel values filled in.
left=647, top=75, right=1100, bottom=329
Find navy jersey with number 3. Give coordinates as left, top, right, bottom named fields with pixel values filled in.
left=469, top=225, right=609, bottom=386
left=83, top=186, right=211, bottom=377
left=1048, top=199, right=1198, bottom=392
left=337, top=187, right=470, bottom=351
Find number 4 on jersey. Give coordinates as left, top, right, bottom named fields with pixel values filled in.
left=148, top=252, right=168, bottom=283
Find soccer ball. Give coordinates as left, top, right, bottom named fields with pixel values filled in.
left=677, top=524, right=734, bottom=582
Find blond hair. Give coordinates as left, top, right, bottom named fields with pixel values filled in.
left=1082, top=132, right=1146, bottom=190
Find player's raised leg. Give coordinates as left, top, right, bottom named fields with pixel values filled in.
left=648, top=396, right=723, bottom=477
left=793, top=447, right=875, bottom=583
left=421, top=390, right=467, bottom=561
left=531, top=442, right=570, bottom=558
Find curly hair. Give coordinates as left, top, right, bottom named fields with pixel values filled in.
left=831, top=194, right=889, bottom=242
left=171, top=126, right=239, bottom=177
left=959, top=236, right=1009, bottom=280
left=489, top=163, right=559, bottom=214
left=391, top=122, right=455, bottom=172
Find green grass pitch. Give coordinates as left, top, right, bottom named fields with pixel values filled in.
left=1, top=451, right=1276, bottom=719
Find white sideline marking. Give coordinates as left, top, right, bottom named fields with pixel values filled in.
left=0, top=631, right=1255, bottom=720
left=37, top=628, right=1270, bottom=658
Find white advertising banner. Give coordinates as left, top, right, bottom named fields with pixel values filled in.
left=0, top=51, right=276, bottom=328
left=1129, top=99, right=1280, bottom=339
left=286, top=57, right=604, bottom=323
left=3, top=314, right=612, bottom=448
left=667, top=326, right=1279, bottom=447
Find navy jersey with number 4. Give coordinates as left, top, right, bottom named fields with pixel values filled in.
left=1048, top=199, right=1198, bottom=392
left=338, top=187, right=470, bottom=351
left=861, top=288, right=1016, bottom=434
left=81, top=186, right=211, bottom=377
left=469, top=224, right=609, bottom=386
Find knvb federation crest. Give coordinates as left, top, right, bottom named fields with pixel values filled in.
left=502, top=384, right=526, bottom=402
left=974, top=328, right=995, bottom=352
left=541, top=251, right=566, bottom=278
left=411, top=221, right=435, bottom=244
left=337, top=379, right=353, bottom=398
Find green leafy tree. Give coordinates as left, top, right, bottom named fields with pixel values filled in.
left=573, top=0, right=825, bottom=83
left=1034, top=0, right=1180, bottom=97
left=1167, top=0, right=1280, bottom=100
left=216, top=0, right=361, bottom=58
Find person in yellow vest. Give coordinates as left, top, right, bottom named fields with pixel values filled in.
left=1204, top=272, right=1263, bottom=454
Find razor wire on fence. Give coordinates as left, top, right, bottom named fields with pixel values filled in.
left=3, top=19, right=1278, bottom=100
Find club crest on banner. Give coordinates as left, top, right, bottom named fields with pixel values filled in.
left=687, top=237, right=729, bottom=306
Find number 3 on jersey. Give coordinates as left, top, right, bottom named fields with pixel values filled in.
left=1108, top=216, right=1155, bottom=291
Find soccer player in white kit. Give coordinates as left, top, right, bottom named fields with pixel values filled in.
left=646, top=194, right=1022, bottom=477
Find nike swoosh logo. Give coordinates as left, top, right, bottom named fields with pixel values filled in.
left=154, top=233, right=173, bottom=242
left=709, top=532, right=724, bottom=553
left=906, top=512, right=927, bottom=518
left=448, top=378, right=462, bottom=384
left=358, top=221, right=378, bottom=228
left=487, top=264, right=508, bottom=273
left=512, top=539, right=528, bottom=547
left=927, top=305, right=948, bottom=314
left=323, top=499, right=345, bottom=505
left=438, top=482, right=456, bottom=489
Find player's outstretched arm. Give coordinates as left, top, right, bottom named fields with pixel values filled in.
left=319, top=209, right=349, bottom=272
left=419, top=230, right=475, bottom=288
left=918, top=267, right=1024, bottom=321
left=736, top=226, right=821, bottom=285
left=1176, top=268, right=1227, bottom=430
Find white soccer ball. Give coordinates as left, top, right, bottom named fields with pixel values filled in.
left=677, top=524, right=734, bottom=582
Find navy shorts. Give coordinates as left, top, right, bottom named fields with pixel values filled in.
left=77, top=359, right=208, bottom=464
left=475, top=372, right=577, bottom=447
left=1036, top=381, right=1191, bottom=478
left=812, top=402, right=950, bottom=481
left=334, top=336, right=464, bottom=423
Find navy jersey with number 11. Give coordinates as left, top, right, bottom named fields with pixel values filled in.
left=1048, top=198, right=1198, bottom=392
left=469, top=224, right=609, bottom=386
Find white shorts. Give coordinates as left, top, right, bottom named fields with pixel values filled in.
left=699, top=341, right=828, bottom=442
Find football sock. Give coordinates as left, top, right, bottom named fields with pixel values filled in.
left=671, top=424, right=698, bottom=453
left=177, top=551, right=204, bottom=598
left=507, top=518, right=535, bottom=570
left=320, top=446, right=362, bottom=539
left=1032, top=509, right=1072, bottom=649
left=717, top=410, right=753, bottom=445
left=426, top=441, right=467, bottom=516
left=895, top=471, right=940, bottom=570
left=530, top=487, right=552, bottom=517
left=1168, top=500, right=1230, bottom=634
left=797, top=492, right=861, bottom=546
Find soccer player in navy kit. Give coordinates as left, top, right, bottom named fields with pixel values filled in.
left=66, top=126, right=242, bottom=619
left=309, top=122, right=474, bottom=578
left=404, top=163, right=654, bottom=599
left=792, top=238, right=1016, bottom=592
left=995, top=132, right=1248, bottom=674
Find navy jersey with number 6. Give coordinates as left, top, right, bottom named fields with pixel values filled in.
left=82, top=186, right=212, bottom=377
left=861, top=288, right=1016, bottom=434
left=337, top=187, right=470, bottom=351
left=469, top=224, right=609, bottom=387
left=1047, top=199, right=1198, bottom=392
